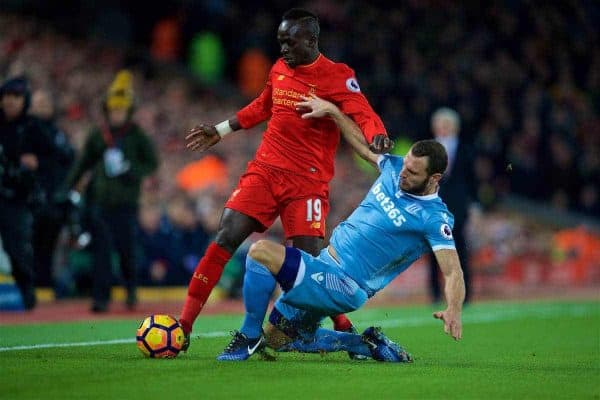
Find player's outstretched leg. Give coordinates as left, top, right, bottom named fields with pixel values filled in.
left=331, top=317, right=368, bottom=360
left=361, top=326, right=413, bottom=363
left=280, top=328, right=372, bottom=359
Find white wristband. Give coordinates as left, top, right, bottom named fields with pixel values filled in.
left=215, top=120, right=234, bottom=138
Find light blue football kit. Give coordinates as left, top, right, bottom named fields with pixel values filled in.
left=236, top=154, right=457, bottom=360
left=272, top=154, right=456, bottom=333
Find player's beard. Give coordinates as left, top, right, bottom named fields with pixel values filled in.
left=401, top=176, right=430, bottom=196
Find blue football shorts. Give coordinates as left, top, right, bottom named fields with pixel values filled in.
left=273, top=247, right=368, bottom=324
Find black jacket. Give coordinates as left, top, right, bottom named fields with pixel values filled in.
left=438, top=141, right=477, bottom=227
left=0, top=111, right=49, bottom=204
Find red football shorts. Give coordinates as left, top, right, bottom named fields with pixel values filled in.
left=225, top=161, right=329, bottom=239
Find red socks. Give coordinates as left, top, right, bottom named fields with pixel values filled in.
left=179, top=243, right=232, bottom=334
left=331, top=314, right=353, bottom=332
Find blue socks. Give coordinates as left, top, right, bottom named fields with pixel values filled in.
left=240, top=257, right=277, bottom=339
left=282, top=328, right=371, bottom=358
left=239, top=257, right=372, bottom=358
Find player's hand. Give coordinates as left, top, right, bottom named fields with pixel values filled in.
left=296, top=94, right=338, bottom=119
left=369, top=134, right=394, bottom=154
left=433, top=309, right=462, bottom=340
left=185, top=124, right=221, bottom=152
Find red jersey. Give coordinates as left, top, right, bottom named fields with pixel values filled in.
left=236, top=54, right=387, bottom=183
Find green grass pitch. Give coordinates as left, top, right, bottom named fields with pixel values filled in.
left=1, top=300, right=599, bottom=399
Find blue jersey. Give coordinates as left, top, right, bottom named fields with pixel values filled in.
left=330, top=154, right=456, bottom=296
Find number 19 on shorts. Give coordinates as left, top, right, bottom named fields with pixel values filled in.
left=306, top=198, right=322, bottom=222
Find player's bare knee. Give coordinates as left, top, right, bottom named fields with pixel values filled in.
left=248, top=240, right=270, bottom=264
left=249, top=240, right=285, bottom=274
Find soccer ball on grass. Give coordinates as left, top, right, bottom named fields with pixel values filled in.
left=136, top=314, right=185, bottom=358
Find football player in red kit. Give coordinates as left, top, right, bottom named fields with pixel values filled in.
left=182, top=8, right=392, bottom=358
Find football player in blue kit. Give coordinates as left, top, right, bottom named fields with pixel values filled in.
left=216, top=94, right=465, bottom=362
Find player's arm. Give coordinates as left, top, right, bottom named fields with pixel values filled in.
left=297, top=94, right=382, bottom=167
left=328, top=71, right=391, bottom=154
left=186, top=75, right=273, bottom=152
left=432, top=249, right=465, bottom=340
left=337, top=94, right=392, bottom=155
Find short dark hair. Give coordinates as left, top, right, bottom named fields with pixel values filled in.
left=410, top=139, right=448, bottom=175
left=0, top=76, right=31, bottom=112
left=282, top=8, right=320, bottom=38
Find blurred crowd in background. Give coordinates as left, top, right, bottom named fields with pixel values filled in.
left=0, top=0, right=598, bottom=306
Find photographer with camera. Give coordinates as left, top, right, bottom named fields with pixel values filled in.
left=0, top=76, right=49, bottom=310
left=62, top=70, right=158, bottom=312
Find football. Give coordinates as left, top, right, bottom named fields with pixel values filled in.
left=136, top=314, right=185, bottom=358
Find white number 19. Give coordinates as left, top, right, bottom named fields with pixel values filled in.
left=306, top=198, right=322, bottom=222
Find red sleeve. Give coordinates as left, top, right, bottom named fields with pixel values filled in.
left=236, top=72, right=273, bottom=129
left=328, top=67, right=387, bottom=144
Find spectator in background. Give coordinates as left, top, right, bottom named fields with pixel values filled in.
left=136, top=200, right=176, bottom=286
left=579, top=183, right=600, bottom=218
left=237, top=48, right=271, bottom=98
left=507, top=114, right=543, bottom=200
left=188, top=32, right=225, bottom=85
left=165, top=193, right=211, bottom=282
left=546, top=134, right=580, bottom=211
left=63, top=70, right=159, bottom=312
left=29, top=89, right=75, bottom=289
left=151, top=16, right=182, bottom=63
left=0, top=76, right=48, bottom=309
left=430, top=108, right=476, bottom=304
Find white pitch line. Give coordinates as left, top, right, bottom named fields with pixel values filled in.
left=0, top=304, right=597, bottom=352
left=0, top=331, right=231, bottom=352
left=0, top=338, right=136, bottom=352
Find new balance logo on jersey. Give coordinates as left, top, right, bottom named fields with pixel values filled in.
left=311, top=272, right=324, bottom=283
left=371, top=183, right=407, bottom=227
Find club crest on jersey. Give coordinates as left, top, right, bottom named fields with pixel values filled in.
left=440, top=223, right=453, bottom=240
left=346, top=77, right=361, bottom=93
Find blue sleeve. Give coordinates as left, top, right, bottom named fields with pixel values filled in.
left=377, top=154, right=403, bottom=173
left=424, top=213, right=456, bottom=251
